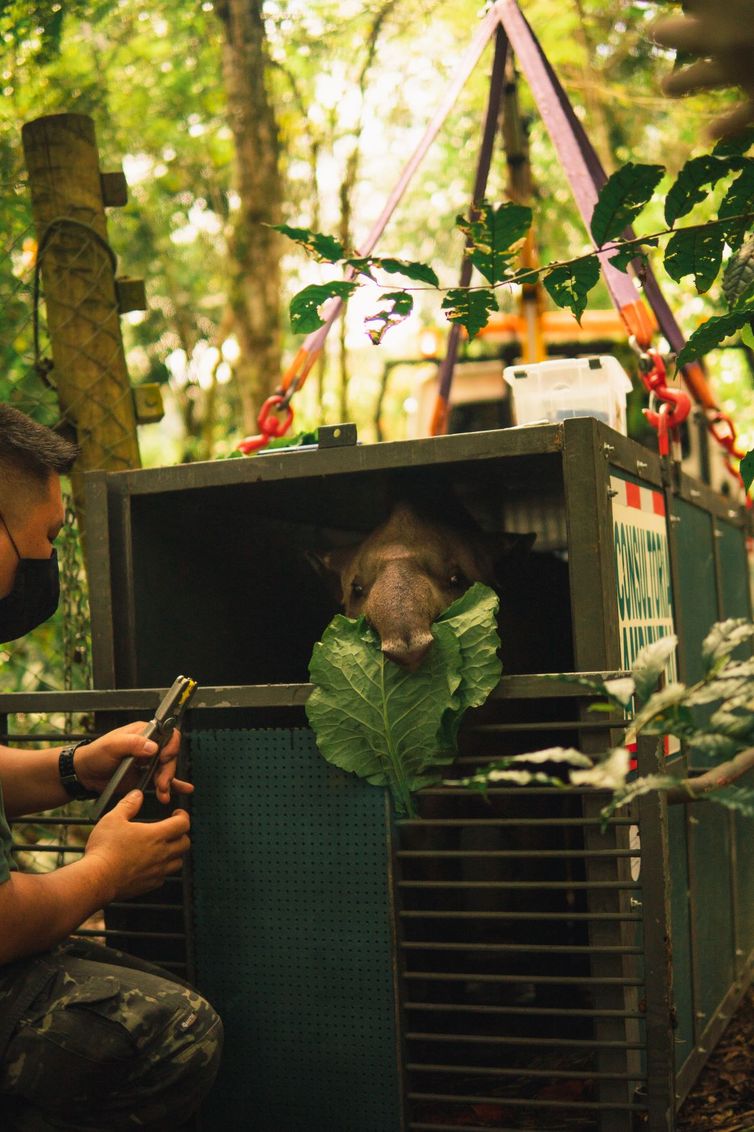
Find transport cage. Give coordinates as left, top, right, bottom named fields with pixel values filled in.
left=2, top=417, right=751, bottom=1131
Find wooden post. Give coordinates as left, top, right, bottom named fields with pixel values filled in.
left=21, top=113, right=141, bottom=535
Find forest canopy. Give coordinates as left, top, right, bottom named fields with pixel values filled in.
left=1, top=0, right=752, bottom=462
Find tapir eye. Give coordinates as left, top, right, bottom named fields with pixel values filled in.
left=351, top=581, right=364, bottom=597
left=448, top=571, right=467, bottom=589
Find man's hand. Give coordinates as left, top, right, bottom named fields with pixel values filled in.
left=75, top=722, right=194, bottom=805
left=653, top=1, right=754, bottom=139
left=85, top=790, right=191, bottom=901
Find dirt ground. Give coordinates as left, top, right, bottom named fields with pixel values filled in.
left=676, top=986, right=754, bottom=1131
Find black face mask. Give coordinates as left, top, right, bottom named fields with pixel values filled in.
left=0, top=514, right=60, bottom=643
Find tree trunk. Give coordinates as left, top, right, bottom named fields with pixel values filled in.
left=215, top=0, right=283, bottom=433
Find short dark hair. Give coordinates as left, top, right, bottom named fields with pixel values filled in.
left=0, top=405, right=78, bottom=504
left=0, top=405, right=77, bottom=518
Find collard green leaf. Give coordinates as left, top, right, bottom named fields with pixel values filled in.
left=631, top=634, right=678, bottom=703
left=719, top=159, right=754, bottom=250
left=701, top=618, right=754, bottom=672
left=676, top=309, right=754, bottom=366
left=740, top=448, right=754, bottom=493
left=289, top=281, right=359, bottom=333
left=435, top=582, right=502, bottom=746
left=663, top=225, right=725, bottom=293
left=441, top=287, right=497, bottom=340
left=723, top=238, right=754, bottom=308
left=346, top=256, right=439, bottom=287
left=364, top=290, right=413, bottom=345
left=273, top=224, right=346, bottom=263
left=306, top=584, right=502, bottom=815
left=543, top=256, right=600, bottom=323
left=664, top=155, right=738, bottom=227
left=457, top=201, right=532, bottom=285
left=590, top=163, right=664, bottom=245
left=306, top=615, right=460, bottom=815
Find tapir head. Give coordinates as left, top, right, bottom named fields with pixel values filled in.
left=316, top=502, right=532, bottom=671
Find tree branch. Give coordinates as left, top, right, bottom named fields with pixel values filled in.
left=666, top=745, right=754, bottom=804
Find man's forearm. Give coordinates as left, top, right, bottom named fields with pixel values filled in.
left=0, top=855, right=114, bottom=966
left=0, top=744, right=72, bottom=817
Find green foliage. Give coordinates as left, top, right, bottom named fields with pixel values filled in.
left=723, top=238, right=754, bottom=308
left=718, top=160, right=754, bottom=251
left=289, top=281, right=360, bottom=333
left=663, top=225, right=725, bottom=293
left=664, top=153, right=737, bottom=228
left=365, top=291, right=413, bottom=345
left=456, top=201, right=532, bottom=285
left=589, top=162, right=664, bottom=245
left=453, top=619, right=754, bottom=823
left=272, top=224, right=346, bottom=262
left=441, top=287, right=498, bottom=340
left=279, top=135, right=754, bottom=352
left=542, top=256, right=600, bottom=323
left=676, top=310, right=754, bottom=367
left=740, top=449, right=754, bottom=492
left=305, top=583, right=501, bottom=816
left=346, top=257, right=439, bottom=287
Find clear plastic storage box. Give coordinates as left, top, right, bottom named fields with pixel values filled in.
left=503, top=355, right=633, bottom=434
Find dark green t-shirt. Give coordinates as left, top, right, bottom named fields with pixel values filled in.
left=0, top=779, right=14, bottom=884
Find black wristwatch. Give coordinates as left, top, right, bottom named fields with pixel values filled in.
left=59, top=739, right=98, bottom=800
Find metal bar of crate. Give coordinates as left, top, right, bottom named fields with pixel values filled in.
left=406, top=1002, right=645, bottom=1018
left=408, top=1064, right=646, bottom=1081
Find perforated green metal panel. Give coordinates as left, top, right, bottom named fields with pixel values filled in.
left=189, top=728, right=402, bottom=1131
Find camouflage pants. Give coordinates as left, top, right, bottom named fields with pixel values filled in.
left=0, top=941, right=223, bottom=1131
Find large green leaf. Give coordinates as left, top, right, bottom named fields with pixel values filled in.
left=306, top=584, right=502, bottom=815
left=676, top=308, right=754, bottom=366
left=456, top=201, right=532, bottom=285
left=289, top=280, right=360, bottom=333
left=664, top=155, right=738, bottom=227
left=543, top=256, right=600, bottom=323
left=435, top=583, right=502, bottom=746
left=590, top=163, right=664, bottom=245
left=719, top=159, right=754, bottom=250
left=664, top=225, right=725, bottom=293
left=441, top=287, right=497, bottom=340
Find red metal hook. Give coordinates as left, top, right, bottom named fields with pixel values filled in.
left=237, top=395, right=295, bottom=455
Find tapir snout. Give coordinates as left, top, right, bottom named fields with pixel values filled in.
left=318, top=502, right=505, bottom=670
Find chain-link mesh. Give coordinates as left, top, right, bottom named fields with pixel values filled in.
left=1, top=178, right=94, bottom=702
left=0, top=178, right=59, bottom=426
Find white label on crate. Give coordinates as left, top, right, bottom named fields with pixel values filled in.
left=610, top=476, right=678, bottom=683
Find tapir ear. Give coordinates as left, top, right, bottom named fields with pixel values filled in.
left=305, top=545, right=359, bottom=602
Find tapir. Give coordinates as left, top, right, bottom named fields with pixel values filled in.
left=316, top=499, right=571, bottom=675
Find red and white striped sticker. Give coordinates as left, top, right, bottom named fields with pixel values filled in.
left=610, top=476, right=665, bottom=517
